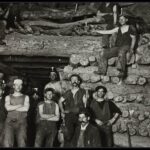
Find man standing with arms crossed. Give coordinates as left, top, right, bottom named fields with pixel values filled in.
left=3, top=78, right=30, bottom=147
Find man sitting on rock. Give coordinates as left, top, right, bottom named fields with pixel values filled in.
left=92, top=14, right=137, bottom=83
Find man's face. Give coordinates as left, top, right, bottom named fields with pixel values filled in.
left=119, top=16, right=128, bottom=26
left=45, top=91, right=53, bottom=101
left=0, top=89, right=3, bottom=97
left=50, top=72, right=57, bottom=81
left=71, top=76, right=80, bottom=87
left=13, top=84, right=22, bottom=92
left=79, top=113, right=89, bottom=124
left=97, top=88, right=106, bottom=98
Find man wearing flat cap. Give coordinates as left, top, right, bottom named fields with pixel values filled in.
left=59, top=74, right=89, bottom=147
left=3, top=78, right=30, bottom=147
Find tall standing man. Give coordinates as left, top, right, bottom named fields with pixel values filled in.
left=90, top=86, right=122, bottom=147
left=59, top=74, right=89, bottom=147
left=3, top=78, right=30, bottom=147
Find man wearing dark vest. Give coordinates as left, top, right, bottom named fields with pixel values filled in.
left=71, top=108, right=101, bottom=147
left=34, top=88, right=60, bottom=147
left=90, top=86, right=122, bottom=147
left=92, top=14, right=136, bottom=83
left=59, top=74, right=89, bottom=147
left=3, top=78, right=30, bottom=147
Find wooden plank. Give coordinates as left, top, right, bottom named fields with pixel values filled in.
left=0, top=55, right=69, bottom=63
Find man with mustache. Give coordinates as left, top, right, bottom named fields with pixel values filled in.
left=71, top=108, right=101, bottom=147
left=59, top=74, right=89, bottom=147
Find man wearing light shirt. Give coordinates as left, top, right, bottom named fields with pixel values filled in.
left=34, top=88, right=60, bottom=147
left=3, top=78, right=30, bottom=147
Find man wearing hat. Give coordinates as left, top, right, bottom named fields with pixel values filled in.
left=3, top=78, right=30, bottom=147
left=44, top=67, right=63, bottom=103
left=59, top=74, right=89, bottom=147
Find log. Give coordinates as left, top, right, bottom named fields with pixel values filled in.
left=122, top=111, right=129, bottom=118
left=144, top=112, right=150, bottom=119
left=88, top=56, right=97, bottom=66
left=143, top=98, right=150, bottom=106
left=69, top=54, right=81, bottom=67
left=106, top=92, right=114, bottom=100
left=136, top=94, right=144, bottom=103
left=132, top=111, right=140, bottom=119
left=124, top=75, right=139, bottom=85
left=129, top=126, right=137, bottom=136
left=2, top=33, right=103, bottom=57
left=101, top=75, right=110, bottom=83
left=114, top=96, right=124, bottom=103
left=127, top=94, right=137, bottom=102
left=137, top=77, right=147, bottom=85
left=80, top=73, right=90, bottom=82
left=90, top=74, right=101, bottom=83
left=79, top=57, right=89, bottom=67
left=64, top=65, right=73, bottom=73
left=138, top=114, right=145, bottom=121
left=111, top=77, right=120, bottom=84
left=21, top=16, right=105, bottom=29
left=138, top=127, right=149, bottom=137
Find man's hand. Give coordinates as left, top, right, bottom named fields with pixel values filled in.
left=95, top=119, right=104, bottom=126
left=61, top=112, right=65, bottom=119
left=106, top=119, right=114, bottom=126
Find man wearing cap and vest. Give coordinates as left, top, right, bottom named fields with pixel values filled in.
left=3, top=78, right=30, bottom=147
left=34, top=88, right=60, bottom=147
left=59, top=74, right=89, bottom=147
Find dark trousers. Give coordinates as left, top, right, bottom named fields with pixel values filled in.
left=98, top=45, right=130, bottom=78
left=34, top=121, right=57, bottom=147
left=3, top=119, right=27, bottom=147
left=0, top=122, right=5, bottom=146
left=0, top=21, right=6, bottom=41
left=64, top=113, right=78, bottom=147
left=98, top=125, right=113, bottom=147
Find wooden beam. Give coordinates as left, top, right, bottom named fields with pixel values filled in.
left=0, top=55, right=69, bottom=63
left=5, top=62, right=67, bottom=68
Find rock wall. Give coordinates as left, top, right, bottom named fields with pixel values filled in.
left=60, top=33, right=150, bottom=147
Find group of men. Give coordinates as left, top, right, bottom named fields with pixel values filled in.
left=0, top=67, right=122, bottom=148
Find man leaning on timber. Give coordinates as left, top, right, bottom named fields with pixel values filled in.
left=3, top=78, right=30, bottom=147
left=92, top=14, right=137, bottom=82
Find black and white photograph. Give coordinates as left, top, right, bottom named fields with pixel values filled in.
left=0, top=1, right=150, bottom=148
